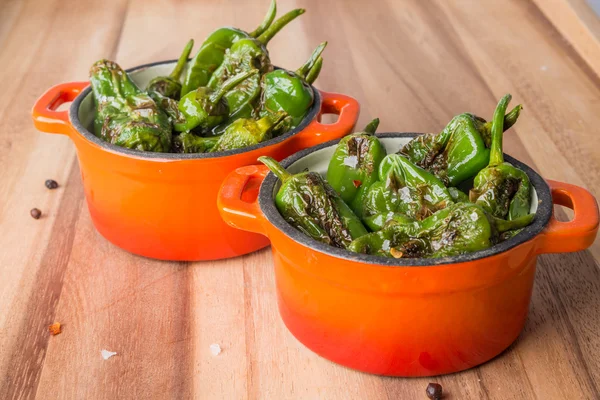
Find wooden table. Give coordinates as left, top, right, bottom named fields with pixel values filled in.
left=2, top=0, right=600, bottom=398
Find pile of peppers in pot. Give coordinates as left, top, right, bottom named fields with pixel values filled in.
left=88, top=1, right=325, bottom=154
left=260, top=94, right=536, bottom=259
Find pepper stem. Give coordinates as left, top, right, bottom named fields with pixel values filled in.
left=305, top=57, right=323, bottom=84
left=257, top=8, right=305, bottom=44
left=493, top=213, right=534, bottom=232
left=258, top=156, right=292, bottom=181
left=296, top=42, right=327, bottom=79
left=249, top=0, right=277, bottom=38
left=503, top=104, right=522, bottom=131
left=488, top=94, right=512, bottom=166
left=209, top=69, right=258, bottom=104
left=169, top=39, right=194, bottom=80
left=364, top=118, right=380, bottom=135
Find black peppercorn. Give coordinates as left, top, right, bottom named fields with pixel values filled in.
left=45, top=179, right=59, bottom=189
left=30, top=208, right=42, bottom=219
left=426, top=383, right=443, bottom=400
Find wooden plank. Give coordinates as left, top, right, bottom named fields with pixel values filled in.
left=0, top=0, right=599, bottom=398
left=532, top=0, right=600, bottom=78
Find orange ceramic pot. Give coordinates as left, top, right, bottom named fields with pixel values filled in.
left=218, top=133, right=599, bottom=376
left=31, top=60, right=359, bottom=261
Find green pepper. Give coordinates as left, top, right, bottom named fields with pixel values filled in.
left=146, top=39, right=194, bottom=100
left=399, top=102, right=522, bottom=186
left=258, top=42, right=326, bottom=134
left=361, top=153, right=454, bottom=231
left=469, top=94, right=532, bottom=220
left=90, top=59, right=172, bottom=152
left=448, top=187, right=470, bottom=203
left=174, top=69, right=258, bottom=132
left=326, top=119, right=386, bottom=219
left=172, top=131, right=219, bottom=153
left=259, top=156, right=368, bottom=249
left=180, top=0, right=277, bottom=96
left=349, top=202, right=534, bottom=258
left=210, top=112, right=286, bottom=152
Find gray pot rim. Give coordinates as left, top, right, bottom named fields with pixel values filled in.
left=69, top=59, right=322, bottom=160
left=258, top=132, right=553, bottom=267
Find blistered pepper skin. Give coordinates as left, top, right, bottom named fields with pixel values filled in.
left=258, top=42, right=326, bottom=135
left=180, top=0, right=277, bottom=96
left=361, top=153, right=454, bottom=231
left=469, top=94, right=532, bottom=220
left=399, top=103, right=522, bottom=186
left=259, top=156, right=368, bottom=249
left=349, top=202, right=534, bottom=259
left=90, top=60, right=172, bottom=152
left=326, top=119, right=386, bottom=219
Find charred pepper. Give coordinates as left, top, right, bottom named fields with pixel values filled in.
left=259, top=156, right=368, bottom=248
left=90, top=60, right=172, bottom=152
left=210, top=112, right=286, bottom=152
left=399, top=101, right=522, bottom=186
left=181, top=0, right=277, bottom=96
left=172, top=131, right=219, bottom=153
left=175, top=69, right=258, bottom=132
left=258, top=42, right=326, bottom=134
left=207, top=9, right=305, bottom=123
left=361, top=153, right=454, bottom=231
left=469, top=94, right=532, bottom=220
left=147, top=39, right=194, bottom=100
left=326, top=118, right=386, bottom=218
left=349, top=202, right=534, bottom=258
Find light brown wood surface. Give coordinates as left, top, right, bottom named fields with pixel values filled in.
left=1, top=0, right=600, bottom=399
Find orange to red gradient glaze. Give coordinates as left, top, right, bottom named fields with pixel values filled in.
left=32, top=80, right=359, bottom=261
left=219, top=159, right=599, bottom=376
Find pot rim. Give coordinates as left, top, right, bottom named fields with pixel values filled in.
left=68, top=59, right=322, bottom=160
left=258, top=132, right=553, bottom=267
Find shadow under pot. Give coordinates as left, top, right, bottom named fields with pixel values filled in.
left=31, top=59, right=360, bottom=261
left=217, top=132, right=599, bottom=377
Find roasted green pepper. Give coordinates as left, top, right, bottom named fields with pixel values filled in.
left=175, top=69, right=258, bottom=132
left=259, top=156, right=368, bottom=248
left=206, top=9, right=305, bottom=123
left=469, top=94, right=532, bottom=220
left=326, top=119, right=386, bottom=218
left=399, top=102, right=522, bottom=186
left=147, top=39, right=194, bottom=100
left=361, top=153, right=454, bottom=231
left=210, top=112, right=286, bottom=152
left=349, top=202, right=534, bottom=258
left=180, top=0, right=277, bottom=96
left=258, top=42, right=326, bottom=134
left=90, top=60, right=172, bottom=152
left=172, top=131, right=219, bottom=153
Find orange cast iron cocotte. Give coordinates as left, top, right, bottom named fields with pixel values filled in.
left=217, top=133, right=599, bottom=377
left=31, top=60, right=360, bottom=261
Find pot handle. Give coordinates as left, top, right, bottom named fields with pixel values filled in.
left=536, top=180, right=599, bottom=254
left=31, top=81, right=89, bottom=136
left=288, top=91, right=360, bottom=151
left=218, top=164, right=269, bottom=236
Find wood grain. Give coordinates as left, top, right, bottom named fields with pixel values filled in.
left=1, top=0, right=599, bottom=398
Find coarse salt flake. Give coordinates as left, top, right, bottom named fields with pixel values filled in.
left=343, top=156, right=358, bottom=168
left=101, top=349, right=117, bottom=360
left=210, top=343, right=222, bottom=356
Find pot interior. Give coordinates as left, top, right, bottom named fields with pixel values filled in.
left=73, top=60, right=321, bottom=159
left=260, top=133, right=551, bottom=266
